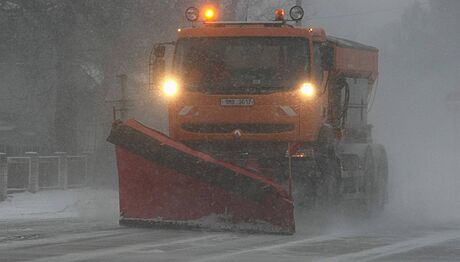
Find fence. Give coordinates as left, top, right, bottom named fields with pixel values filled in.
left=67, top=155, right=87, bottom=187
left=0, top=152, right=89, bottom=201
left=0, top=144, right=54, bottom=157
left=6, top=156, right=30, bottom=192
left=38, top=156, right=60, bottom=189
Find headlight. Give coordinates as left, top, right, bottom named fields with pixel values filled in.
left=163, top=79, right=179, bottom=97
left=300, top=82, right=315, bottom=97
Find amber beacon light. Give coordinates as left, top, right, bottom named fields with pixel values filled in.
left=204, top=7, right=216, bottom=20
left=275, top=8, right=285, bottom=21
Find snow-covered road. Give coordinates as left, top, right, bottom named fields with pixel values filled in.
left=1, top=189, right=460, bottom=261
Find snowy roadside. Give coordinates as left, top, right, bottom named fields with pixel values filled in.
left=0, top=188, right=119, bottom=221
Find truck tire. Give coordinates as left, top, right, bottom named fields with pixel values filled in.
left=315, top=126, right=341, bottom=207
left=364, top=145, right=388, bottom=217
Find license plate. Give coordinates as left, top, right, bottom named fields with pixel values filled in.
left=221, top=98, right=255, bottom=107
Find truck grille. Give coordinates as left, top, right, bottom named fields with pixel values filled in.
left=181, top=123, right=295, bottom=134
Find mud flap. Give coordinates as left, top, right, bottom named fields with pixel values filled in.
left=107, top=120, right=295, bottom=234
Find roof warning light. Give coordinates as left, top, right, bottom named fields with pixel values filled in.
left=275, top=8, right=285, bottom=21
left=204, top=8, right=215, bottom=20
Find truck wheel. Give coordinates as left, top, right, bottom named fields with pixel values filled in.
left=315, top=126, right=341, bottom=208
left=364, top=145, right=388, bottom=217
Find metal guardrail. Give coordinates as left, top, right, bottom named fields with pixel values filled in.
left=0, top=152, right=90, bottom=201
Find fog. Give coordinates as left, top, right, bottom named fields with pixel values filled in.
left=1, top=0, right=459, bottom=223
left=314, top=0, right=460, bottom=222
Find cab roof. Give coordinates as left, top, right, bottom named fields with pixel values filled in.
left=177, top=22, right=324, bottom=40
left=327, top=36, right=378, bottom=52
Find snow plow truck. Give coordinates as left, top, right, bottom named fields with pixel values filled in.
left=107, top=6, right=388, bottom=234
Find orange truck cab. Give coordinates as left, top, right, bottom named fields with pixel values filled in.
left=170, top=24, right=327, bottom=144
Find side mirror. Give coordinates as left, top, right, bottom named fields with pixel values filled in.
left=150, top=46, right=166, bottom=89
left=149, top=42, right=175, bottom=90
left=150, top=59, right=165, bottom=88
left=320, top=44, right=334, bottom=71
left=154, top=45, right=166, bottom=58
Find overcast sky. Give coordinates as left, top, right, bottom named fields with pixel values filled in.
left=306, top=0, right=426, bottom=42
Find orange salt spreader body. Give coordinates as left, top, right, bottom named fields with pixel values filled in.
left=108, top=6, right=387, bottom=234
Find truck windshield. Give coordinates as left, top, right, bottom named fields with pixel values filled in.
left=173, top=37, right=309, bottom=94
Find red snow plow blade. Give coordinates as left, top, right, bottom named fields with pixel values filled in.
left=107, top=119, right=295, bottom=234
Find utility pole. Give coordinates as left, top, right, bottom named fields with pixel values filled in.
left=446, top=90, right=460, bottom=197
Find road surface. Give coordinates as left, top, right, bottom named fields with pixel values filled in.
left=2, top=212, right=460, bottom=262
